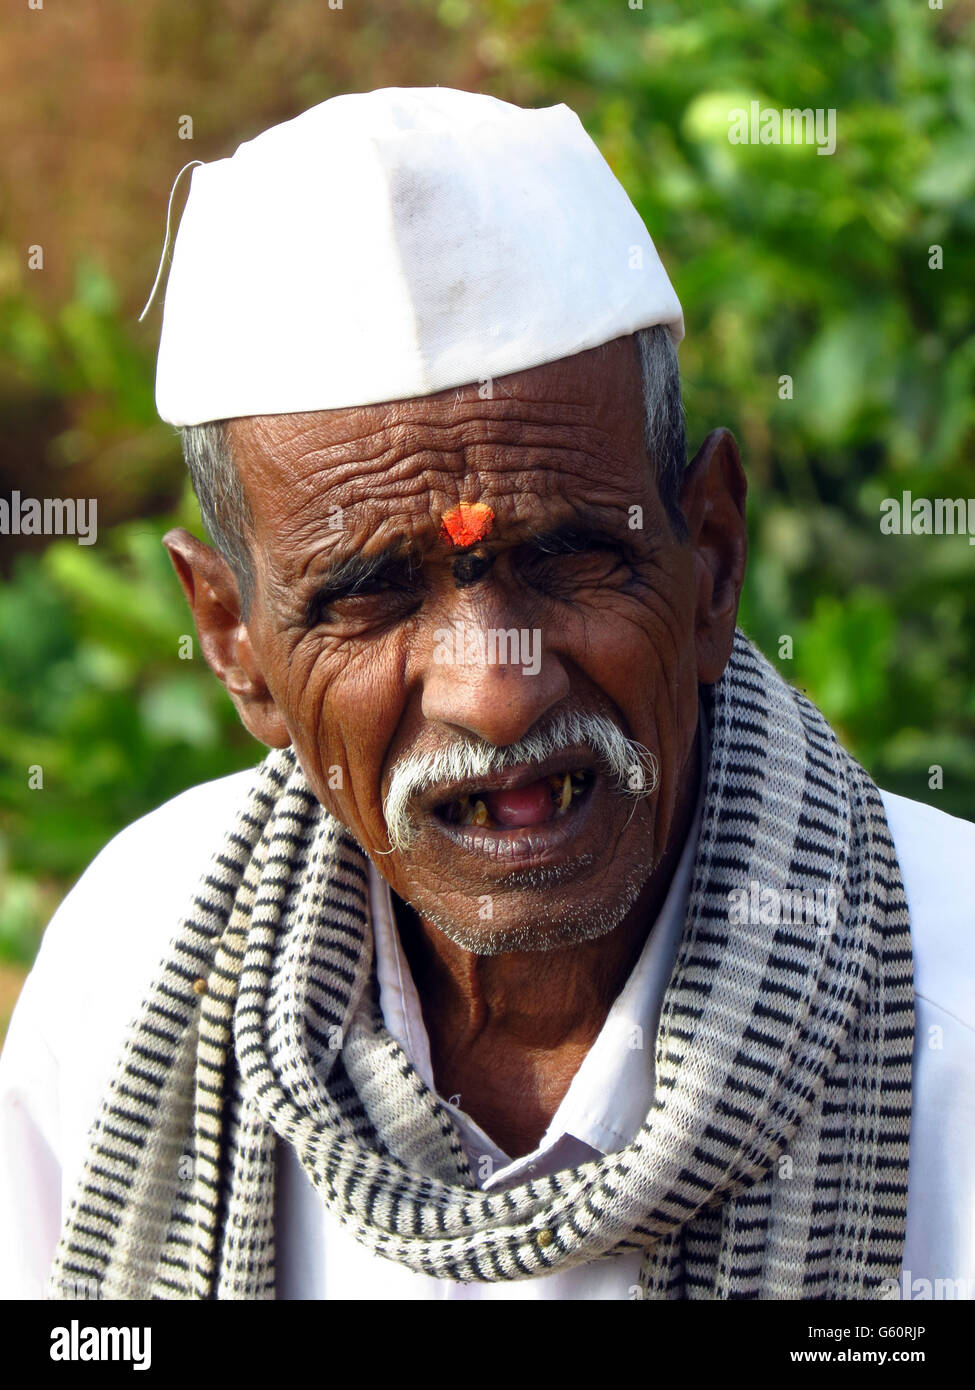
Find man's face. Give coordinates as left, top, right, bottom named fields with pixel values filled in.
left=205, top=337, right=726, bottom=952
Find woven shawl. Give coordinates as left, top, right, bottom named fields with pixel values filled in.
left=49, top=631, right=914, bottom=1300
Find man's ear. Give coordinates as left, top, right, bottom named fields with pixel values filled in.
left=679, top=428, right=748, bottom=685
left=162, top=527, right=292, bottom=749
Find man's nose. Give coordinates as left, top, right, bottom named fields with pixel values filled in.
left=420, top=613, right=570, bottom=748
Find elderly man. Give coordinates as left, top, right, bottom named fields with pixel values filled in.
left=1, top=87, right=973, bottom=1303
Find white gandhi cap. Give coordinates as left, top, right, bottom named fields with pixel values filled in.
left=154, top=87, right=684, bottom=428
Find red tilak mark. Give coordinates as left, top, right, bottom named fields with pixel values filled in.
left=440, top=502, right=495, bottom=548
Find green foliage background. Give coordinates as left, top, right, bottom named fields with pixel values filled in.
left=0, top=0, right=972, bottom=1014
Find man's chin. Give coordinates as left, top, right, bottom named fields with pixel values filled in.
left=397, top=857, right=655, bottom=956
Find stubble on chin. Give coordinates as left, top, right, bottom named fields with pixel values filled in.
left=395, top=849, right=659, bottom=957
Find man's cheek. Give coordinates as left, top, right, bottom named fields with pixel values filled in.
left=575, top=595, right=680, bottom=686
left=287, top=746, right=381, bottom=851
left=284, top=725, right=346, bottom=817
left=272, top=661, right=352, bottom=816
left=299, top=683, right=400, bottom=839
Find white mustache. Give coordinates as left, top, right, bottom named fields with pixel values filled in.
left=382, top=710, right=658, bottom=852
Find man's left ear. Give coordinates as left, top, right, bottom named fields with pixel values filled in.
left=680, top=428, right=747, bottom=685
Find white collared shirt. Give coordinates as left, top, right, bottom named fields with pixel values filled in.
left=2, top=766, right=974, bottom=1299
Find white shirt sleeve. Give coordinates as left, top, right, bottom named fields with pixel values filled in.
left=883, top=790, right=975, bottom=1294
left=0, top=768, right=259, bottom=1300
left=0, top=966, right=64, bottom=1298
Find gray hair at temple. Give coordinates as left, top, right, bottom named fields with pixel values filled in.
left=180, top=324, right=687, bottom=619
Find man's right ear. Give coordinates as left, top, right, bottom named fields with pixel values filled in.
left=162, top=528, right=292, bottom=749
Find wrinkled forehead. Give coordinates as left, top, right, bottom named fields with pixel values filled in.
left=224, top=336, right=648, bottom=564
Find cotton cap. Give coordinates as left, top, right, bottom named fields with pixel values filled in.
left=154, top=87, right=684, bottom=427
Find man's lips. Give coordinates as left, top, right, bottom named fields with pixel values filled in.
left=431, top=769, right=602, bottom=871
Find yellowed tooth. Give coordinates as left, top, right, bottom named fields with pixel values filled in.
left=459, top=799, right=476, bottom=825
left=472, top=798, right=491, bottom=827
left=559, top=773, right=572, bottom=812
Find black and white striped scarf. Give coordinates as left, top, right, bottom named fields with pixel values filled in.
left=49, top=631, right=914, bottom=1300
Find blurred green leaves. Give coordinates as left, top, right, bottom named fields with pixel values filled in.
left=0, top=505, right=259, bottom=962
left=0, top=258, right=154, bottom=421
left=506, top=0, right=975, bottom=814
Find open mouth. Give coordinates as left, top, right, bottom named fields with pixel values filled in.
left=436, top=769, right=594, bottom=830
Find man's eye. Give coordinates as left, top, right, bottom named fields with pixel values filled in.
left=345, top=576, right=402, bottom=599
left=518, top=540, right=628, bottom=591
left=313, top=580, right=420, bottom=627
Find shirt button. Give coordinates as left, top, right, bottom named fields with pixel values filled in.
left=192, top=978, right=208, bottom=995
left=537, top=1229, right=554, bottom=1248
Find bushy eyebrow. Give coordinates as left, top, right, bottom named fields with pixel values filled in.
left=524, top=518, right=630, bottom=555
